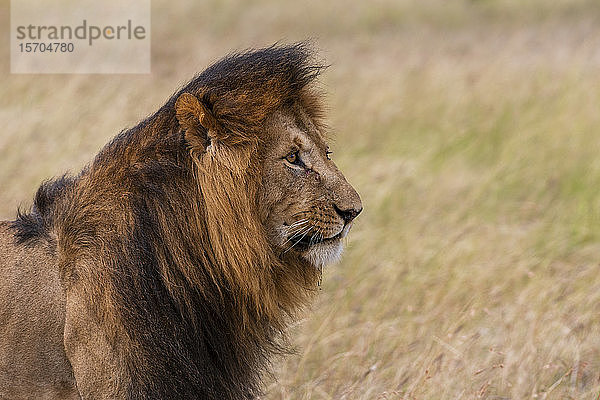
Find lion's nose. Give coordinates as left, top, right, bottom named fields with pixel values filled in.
left=333, top=204, right=363, bottom=224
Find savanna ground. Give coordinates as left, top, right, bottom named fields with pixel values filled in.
left=1, top=0, right=600, bottom=398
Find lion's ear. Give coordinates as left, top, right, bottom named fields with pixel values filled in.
left=175, top=93, right=219, bottom=152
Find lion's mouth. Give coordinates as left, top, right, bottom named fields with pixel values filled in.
left=286, top=225, right=351, bottom=251
left=291, top=232, right=341, bottom=249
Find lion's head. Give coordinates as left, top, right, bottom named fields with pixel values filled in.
left=258, top=106, right=362, bottom=267
left=174, top=44, right=361, bottom=277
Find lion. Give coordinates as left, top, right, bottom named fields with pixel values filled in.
left=0, top=43, right=362, bottom=399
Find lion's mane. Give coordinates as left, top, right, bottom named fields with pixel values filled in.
left=12, top=44, right=325, bottom=399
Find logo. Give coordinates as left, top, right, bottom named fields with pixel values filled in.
left=11, top=0, right=151, bottom=73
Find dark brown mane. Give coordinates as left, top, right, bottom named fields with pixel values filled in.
left=170, top=42, right=327, bottom=137
left=12, top=43, right=327, bottom=399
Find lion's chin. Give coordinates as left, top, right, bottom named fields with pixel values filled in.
left=300, top=238, right=344, bottom=268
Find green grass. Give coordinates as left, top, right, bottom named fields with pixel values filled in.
left=2, top=1, right=600, bottom=398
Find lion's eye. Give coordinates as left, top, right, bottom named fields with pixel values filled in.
left=326, top=150, right=332, bottom=160
left=285, top=151, right=301, bottom=165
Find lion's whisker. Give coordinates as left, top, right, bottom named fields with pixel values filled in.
left=289, top=225, right=312, bottom=240
left=286, top=219, right=308, bottom=230
left=281, top=225, right=313, bottom=248
left=284, top=221, right=310, bottom=237
left=283, top=226, right=314, bottom=253
left=309, top=228, right=322, bottom=247
left=289, top=232, right=311, bottom=251
left=314, top=231, right=322, bottom=246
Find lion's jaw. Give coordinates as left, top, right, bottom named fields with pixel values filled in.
left=298, top=221, right=355, bottom=268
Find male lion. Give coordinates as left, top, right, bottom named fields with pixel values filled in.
left=0, top=44, right=362, bottom=399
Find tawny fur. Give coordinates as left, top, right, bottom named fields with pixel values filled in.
left=0, top=43, right=361, bottom=400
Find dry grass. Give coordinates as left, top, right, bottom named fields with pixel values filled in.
left=2, top=0, right=600, bottom=398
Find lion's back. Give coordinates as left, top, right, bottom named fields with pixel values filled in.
left=0, top=221, right=79, bottom=399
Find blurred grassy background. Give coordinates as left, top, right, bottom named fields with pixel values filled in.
left=2, top=0, right=600, bottom=398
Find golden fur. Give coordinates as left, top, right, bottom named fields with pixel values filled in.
left=0, top=44, right=362, bottom=399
